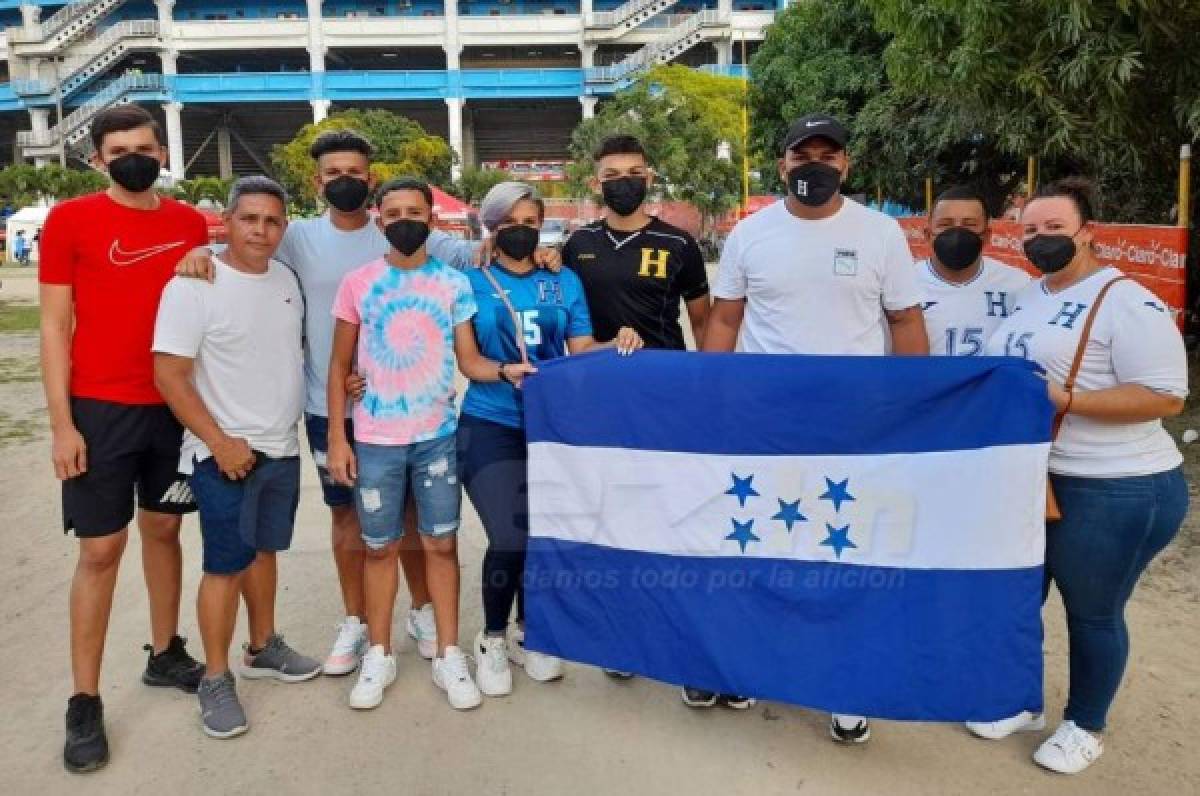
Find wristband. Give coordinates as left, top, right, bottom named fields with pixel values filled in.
left=498, top=363, right=511, bottom=385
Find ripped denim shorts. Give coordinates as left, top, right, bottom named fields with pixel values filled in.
left=353, top=434, right=461, bottom=549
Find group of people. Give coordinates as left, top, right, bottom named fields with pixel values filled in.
left=39, top=104, right=1187, bottom=779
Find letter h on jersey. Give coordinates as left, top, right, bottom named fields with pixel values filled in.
left=1048, top=301, right=1088, bottom=329
left=638, top=248, right=670, bottom=279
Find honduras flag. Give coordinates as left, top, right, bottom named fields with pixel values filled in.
left=522, top=351, right=1051, bottom=721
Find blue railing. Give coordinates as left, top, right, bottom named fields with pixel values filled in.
left=0, top=64, right=750, bottom=110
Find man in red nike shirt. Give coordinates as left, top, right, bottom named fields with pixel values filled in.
left=40, top=105, right=210, bottom=773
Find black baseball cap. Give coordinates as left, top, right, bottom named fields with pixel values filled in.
left=782, top=114, right=848, bottom=153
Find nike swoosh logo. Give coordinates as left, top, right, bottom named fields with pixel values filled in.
left=109, top=239, right=188, bottom=267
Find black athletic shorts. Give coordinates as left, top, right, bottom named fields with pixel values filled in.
left=62, top=397, right=196, bottom=538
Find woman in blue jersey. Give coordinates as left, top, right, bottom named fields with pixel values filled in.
left=453, top=181, right=642, bottom=697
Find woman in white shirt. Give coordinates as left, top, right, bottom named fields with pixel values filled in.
left=978, top=178, right=1189, bottom=774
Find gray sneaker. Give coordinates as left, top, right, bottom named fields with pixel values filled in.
left=198, top=672, right=248, bottom=739
left=241, top=634, right=322, bottom=683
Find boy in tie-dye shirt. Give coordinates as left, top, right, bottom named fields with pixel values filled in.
left=326, top=178, right=482, bottom=711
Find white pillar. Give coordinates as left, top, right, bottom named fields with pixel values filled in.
left=160, top=50, right=178, bottom=76
left=579, top=96, right=597, bottom=119
left=19, top=3, right=40, bottom=28
left=446, top=98, right=463, bottom=181
left=444, top=0, right=460, bottom=70
left=28, top=107, right=50, bottom=166
left=306, top=0, right=326, bottom=74
left=580, top=43, right=596, bottom=70
left=164, top=102, right=185, bottom=181
left=581, top=0, right=592, bottom=22
left=155, top=0, right=175, bottom=32
left=311, top=99, right=331, bottom=123
left=29, top=107, right=50, bottom=134
left=718, top=0, right=733, bottom=17
left=716, top=38, right=733, bottom=67
left=217, top=124, right=233, bottom=180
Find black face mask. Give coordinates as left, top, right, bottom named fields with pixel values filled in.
left=106, top=153, right=161, bottom=193
left=495, top=224, right=540, bottom=262
left=383, top=220, right=431, bottom=257
left=601, top=176, right=648, bottom=217
left=323, top=176, right=370, bottom=213
left=932, top=227, right=984, bottom=271
left=786, top=162, right=842, bottom=207
left=1024, top=233, right=1077, bottom=274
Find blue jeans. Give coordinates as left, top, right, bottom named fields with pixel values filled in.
left=354, top=434, right=461, bottom=549
left=1045, top=467, right=1188, bottom=731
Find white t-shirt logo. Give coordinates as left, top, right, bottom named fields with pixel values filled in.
left=833, top=249, right=858, bottom=276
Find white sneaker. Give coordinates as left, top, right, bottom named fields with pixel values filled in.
left=966, top=711, right=1045, bottom=740
left=432, top=646, right=483, bottom=710
left=507, top=628, right=564, bottom=682
left=348, top=645, right=396, bottom=710
left=474, top=631, right=513, bottom=697
left=324, top=616, right=368, bottom=676
left=406, top=603, right=436, bottom=660
left=1033, top=720, right=1103, bottom=774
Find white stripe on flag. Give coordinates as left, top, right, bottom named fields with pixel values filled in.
left=528, top=442, right=1048, bottom=571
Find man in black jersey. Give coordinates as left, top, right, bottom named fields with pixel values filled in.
left=563, top=135, right=711, bottom=350
left=562, top=136, right=751, bottom=711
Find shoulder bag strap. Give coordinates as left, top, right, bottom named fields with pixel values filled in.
left=1050, top=275, right=1131, bottom=440
left=480, top=264, right=530, bottom=366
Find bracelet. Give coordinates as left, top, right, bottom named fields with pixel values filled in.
left=498, top=363, right=511, bottom=385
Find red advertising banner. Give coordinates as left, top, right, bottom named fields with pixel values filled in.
left=898, top=218, right=1190, bottom=325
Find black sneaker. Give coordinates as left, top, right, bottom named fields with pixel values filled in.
left=143, top=635, right=205, bottom=693
left=681, top=686, right=719, bottom=708
left=64, top=694, right=109, bottom=773
left=718, top=694, right=756, bottom=710
left=830, top=714, right=871, bottom=744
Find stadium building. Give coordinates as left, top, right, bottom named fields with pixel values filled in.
left=0, top=0, right=780, bottom=182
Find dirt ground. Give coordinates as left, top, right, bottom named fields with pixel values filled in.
left=1, top=264, right=1197, bottom=795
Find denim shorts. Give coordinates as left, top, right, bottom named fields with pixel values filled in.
left=354, top=434, right=460, bottom=549
left=305, top=413, right=355, bottom=508
left=189, top=454, right=301, bottom=575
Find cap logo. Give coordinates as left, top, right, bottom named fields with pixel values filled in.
left=805, top=121, right=826, bottom=128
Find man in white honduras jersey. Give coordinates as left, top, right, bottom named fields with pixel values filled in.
left=918, top=185, right=1031, bottom=356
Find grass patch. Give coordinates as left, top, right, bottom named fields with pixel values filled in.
left=0, top=356, right=38, bottom=384
left=0, top=301, right=39, bottom=333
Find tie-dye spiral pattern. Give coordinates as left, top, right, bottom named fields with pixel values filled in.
left=332, top=257, right=477, bottom=445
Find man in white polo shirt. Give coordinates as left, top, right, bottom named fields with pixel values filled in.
left=703, top=113, right=928, bottom=744
left=918, top=185, right=1031, bottom=356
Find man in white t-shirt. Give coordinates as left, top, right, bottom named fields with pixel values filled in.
left=704, top=113, right=927, bottom=745
left=174, top=131, right=562, bottom=676
left=154, top=177, right=321, bottom=740
left=918, top=185, right=1032, bottom=356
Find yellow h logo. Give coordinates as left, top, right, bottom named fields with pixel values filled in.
left=638, top=248, right=670, bottom=279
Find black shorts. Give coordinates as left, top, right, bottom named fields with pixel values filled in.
left=62, top=397, right=196, bottom=538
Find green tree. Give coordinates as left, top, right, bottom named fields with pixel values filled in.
left=748, top=0, right=1022, bottom=210
left=171, top=176, right=232, bottom=206
left=568, top=67, right=743, bottom=242
left=867, top=0, right=1200, bottom=223
left=0, top=164, right=108, bottom=205
left=453, top=166, right=513, bottom=205
left=271, top=109, right=455, bottom=211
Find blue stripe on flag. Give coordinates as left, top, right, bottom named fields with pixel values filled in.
left=523, top=538, right=1044, bottom=721
left=524, top=351, right=1052, bottom=455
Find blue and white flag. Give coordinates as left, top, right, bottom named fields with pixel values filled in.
left=522, top=351, right=1051, bottom=721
